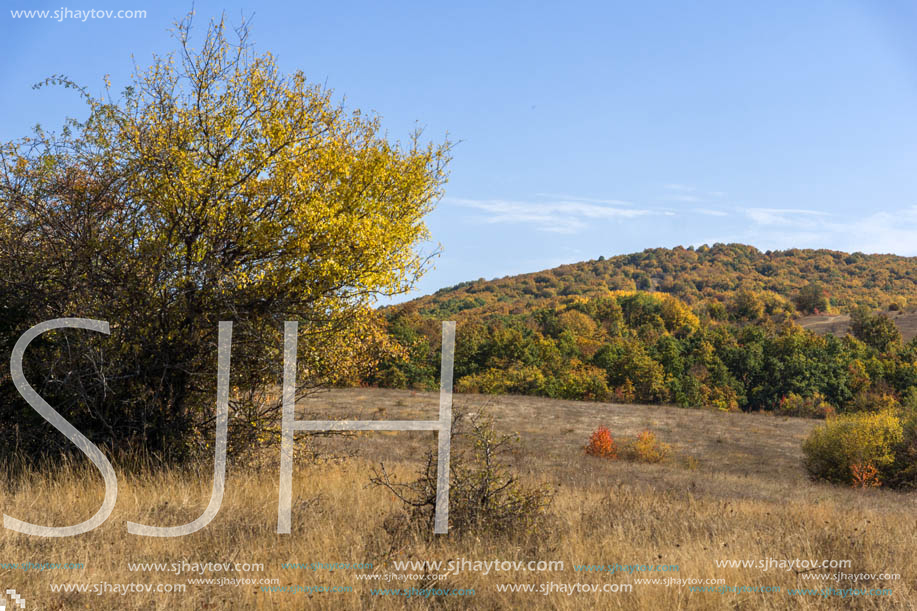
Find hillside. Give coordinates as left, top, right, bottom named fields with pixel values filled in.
left=369, top=244, right=917, bottom=416
left=407, top=243, right=917, bottom=320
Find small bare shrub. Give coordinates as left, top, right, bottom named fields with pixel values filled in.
left=370, top=407, right=553, bottom=539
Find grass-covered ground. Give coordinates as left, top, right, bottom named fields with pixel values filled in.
left=1, top=388, right=914, bottom=609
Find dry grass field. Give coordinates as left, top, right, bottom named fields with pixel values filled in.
left=1, top=388, right=915, bottom=609
left=798, top=310, right=917, bottom=342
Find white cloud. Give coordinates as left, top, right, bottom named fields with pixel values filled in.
left=533, top=193, right=635, bottom=206
left=826, top=206, right=917, bottom=255
left=693, top=208, right=729, bottom=217
left=663, top=184, right=727, bottom=204
left=745, top=208, right=829, bottom=227
left=698, top=206, right=917, bottom=256
left=446, top=197, right=651, bottom=234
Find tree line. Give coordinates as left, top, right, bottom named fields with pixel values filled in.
left=369, top=290, right=917, bottom=418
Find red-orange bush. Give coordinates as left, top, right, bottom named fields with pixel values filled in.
left=585, top=426, right=617, bottom=458
left=850, top=463, right=882, bottom=489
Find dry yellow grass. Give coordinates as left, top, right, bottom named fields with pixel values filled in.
left=0, top=388, right=914, bottom=609
left=799, top=310, right=917, bottom=343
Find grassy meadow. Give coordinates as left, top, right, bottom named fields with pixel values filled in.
left=1, top=388, right=914, bottom=609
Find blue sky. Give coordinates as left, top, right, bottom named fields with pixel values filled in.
left=3, top=1, right=917, bottom=302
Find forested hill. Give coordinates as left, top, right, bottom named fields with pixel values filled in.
left=406, top=244, right=917, bottom=320
left=368, top=244, right=917, bottom=416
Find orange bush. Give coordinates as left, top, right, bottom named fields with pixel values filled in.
left=850, top=463, right=882, bottom=489
left=585, top=426, right=617, bottom=458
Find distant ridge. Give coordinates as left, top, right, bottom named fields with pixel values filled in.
left=401, top=244, right=917, bottom=319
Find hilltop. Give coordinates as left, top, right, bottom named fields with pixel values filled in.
left=405, top=244, right=917, bottom=320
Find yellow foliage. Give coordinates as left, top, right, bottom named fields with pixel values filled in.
left=659, top=294, right=700, bottom=333
left=803, top=410, right=903, bottom=484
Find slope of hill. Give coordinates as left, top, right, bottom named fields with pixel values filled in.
left=368, top=244, right=917, bottom=417
left=408, top=243, right=917, bottom=320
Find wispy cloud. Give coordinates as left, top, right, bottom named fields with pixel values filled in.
left=745, top=208, right=829, bottom=227
left=446, top=197, right=651, bottom=233
left=695, top=205, right=917, bottom=256
left=826, top=206, right=917, bottom=255
left=533, top=193, right=635, bottom=206
left=663, top=184, right=728, bottom=204
left=693, top=208, right=729, bottom=217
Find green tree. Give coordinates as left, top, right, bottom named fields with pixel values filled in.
left=729, top=289, right=766, bottom=321
left=850, top=307, right=901, bottom=353
left=794, top=283, right=829, bottom=314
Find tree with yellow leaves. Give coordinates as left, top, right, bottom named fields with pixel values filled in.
left=0, top=13, right=451, bottom=462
